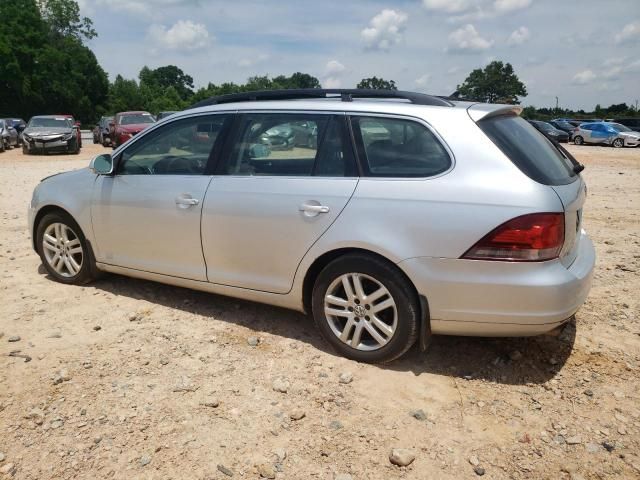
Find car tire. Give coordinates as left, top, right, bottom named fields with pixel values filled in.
left=36, top=212, right=96, bottom=285
left=312, top=253, right=419, bottom=363
left=22, top=145, right=28, bottom=154
left=612, top=138, right=624, bottom=148
left=573, top=135, right=584, bottom=145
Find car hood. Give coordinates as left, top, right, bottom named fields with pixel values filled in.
left=25, top=126, right=73, bottom=136
left=41, top=166, right=93, bottom=184
left=619, top=131, right=640, bottom=138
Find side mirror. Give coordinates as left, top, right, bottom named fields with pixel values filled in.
left=90, top=153, right=114, bottom=175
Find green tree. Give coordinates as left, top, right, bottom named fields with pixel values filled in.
left=0, top=0, right=107, bottom=122
left=356, top=77, right=398, bottom=90
left=139, top=65, right=194, bottom=101
left=108, top=75, right=145, bottom=113
left=456, top=61, right=527, bottom=104
left=38, top=0, right=97, bottom=40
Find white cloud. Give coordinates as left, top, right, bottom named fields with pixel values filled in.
left=147, top=20, right=211, bottom=52
left=414, top=74, right=432, bottom=91
left=493, top=0, right=531, bottom=13
left=322, top=60, right=347, bottom=89
left=361, top=9, right=408, bottom=51
left=237, top=54, right=270, bottom=68
left=325, top=60, right=346, bottom=76
left=448, top=24, right=493, bottom=52
left=614, top=22, right=640, bottom=44
left=422, top=0, right=476, bottom=14
left=323, top=77, right=342, bottom=89
left=572, top=70, right=596, bottom=85
left=508, top=26, right=530, bottom=46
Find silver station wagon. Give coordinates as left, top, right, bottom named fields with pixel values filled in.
left=29, top=89, right=595, bottom=363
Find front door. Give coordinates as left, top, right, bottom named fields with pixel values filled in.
left=202, top=113, right=359, bottom=293
left=91, top=114, right=231, bottom=280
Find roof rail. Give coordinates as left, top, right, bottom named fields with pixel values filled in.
left=188, top=89, right=454, bottom=109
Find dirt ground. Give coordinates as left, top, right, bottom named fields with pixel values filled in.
left=0, top=142, right=639, bottom=480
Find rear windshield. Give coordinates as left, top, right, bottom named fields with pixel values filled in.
left=479, top=114, right=577, bottom=185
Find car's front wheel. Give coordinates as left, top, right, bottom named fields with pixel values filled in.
left=312, top=254, right=419, bottom=363
left=36, top=212, right=96, bottom=285
left=573, top=135, right=584, bottom=145
left=612, top=138, right=624, bottom=148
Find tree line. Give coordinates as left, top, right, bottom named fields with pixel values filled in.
left=1, top=1, right=637, bottom=126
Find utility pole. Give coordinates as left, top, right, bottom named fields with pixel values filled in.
left=555, top=96, right=559, bottom=115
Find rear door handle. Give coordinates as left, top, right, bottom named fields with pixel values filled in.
left=299, top=202, right=330, bottom=216
left=175, top=195, right=199, bottom=207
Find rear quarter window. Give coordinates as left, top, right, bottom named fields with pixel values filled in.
left=478, top=114, right=577, bottom=186
left=351, top=116, right=451, bottom=178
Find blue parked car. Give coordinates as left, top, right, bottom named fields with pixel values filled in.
left=572, top=122, right=640, bottom=148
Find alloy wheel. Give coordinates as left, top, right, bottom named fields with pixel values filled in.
left=323, top=273, right=398, bottom=351
left=42, top=222, right=84, bottom=278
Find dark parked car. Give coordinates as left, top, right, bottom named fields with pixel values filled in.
left=4, top=118, right=26, bottom=144
left=93, top=116, right=113, bottom=146
left=22, top=116, right=80, bottom=154
left=528, top=120, right=569, bottom=143
left=0, top=119, right=19, bottom=151
left=157, top=111, right=178, bottom=120
left=612, top=118, right=640, bottom=130
left=549, top=120, right=576, bottom=135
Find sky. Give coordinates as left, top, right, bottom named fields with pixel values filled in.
left=77, top=0, right=640, bottom=111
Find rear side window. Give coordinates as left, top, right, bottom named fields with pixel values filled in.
left=221, top=113, right=357, bottom=177
left=351, top=116, right=451, bottom=178
left=479, top=114, right=576, bottom=186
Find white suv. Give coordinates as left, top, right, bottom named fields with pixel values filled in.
left=29, top=89, right=595, bottom=363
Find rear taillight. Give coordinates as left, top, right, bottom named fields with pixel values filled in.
left=462, top=213, right=565, bottom=262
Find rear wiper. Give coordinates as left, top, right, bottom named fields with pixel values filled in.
left=549, top=138, right=585, bottom=174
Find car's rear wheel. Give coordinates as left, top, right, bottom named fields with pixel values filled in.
left=573, top=135, right=584, bottom=145
left=612, top=138, right=624, bottom=148
left=36, top=212, right=96, bottom=285
left=312, top=254, right=419, bottom=363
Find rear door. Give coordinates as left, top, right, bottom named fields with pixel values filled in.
left=201, top=112, right=358, bottom=293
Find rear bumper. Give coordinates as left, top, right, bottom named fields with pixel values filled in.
left=399, top=231, right=595, bottom=336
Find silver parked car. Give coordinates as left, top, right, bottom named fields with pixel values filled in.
left=23, top=115, right=80, bottom=154
left=28, top=89, right=595, bottom=363
left=572, top=121, right=640, bottom=147
left=0, top=119, right=19, bottom=151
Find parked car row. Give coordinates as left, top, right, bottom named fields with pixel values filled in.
left=526, top=118, right=640, bottom=148
left=92, top=111, right=158, bottom=149
left=0, top=115, right=82, bottom=155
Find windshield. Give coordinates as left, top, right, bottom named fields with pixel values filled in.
left=479, top=114, right=576, bottom=186
left=28, top=117, right=72, bottom=128
left=555, top=121, right=573, bottom=129
left=609, top=123, right=632, bottom=132
left=119, top=114, right=155, bottom=125
left=536, top=122, right=555, bottom=132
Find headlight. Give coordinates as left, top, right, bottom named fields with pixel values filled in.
left=63, top=133, right=74, bottom=141
left=23, top=134, right=32, bottom=141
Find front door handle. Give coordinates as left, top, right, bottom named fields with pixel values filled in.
left=175, top=195, right=199, bottom=208
left=299, top=202, right=330, bottom=217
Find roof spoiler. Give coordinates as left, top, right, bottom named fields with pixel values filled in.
left=189, top=89, right=454, bottom=109
left=467, top=104, right=523, bottom=122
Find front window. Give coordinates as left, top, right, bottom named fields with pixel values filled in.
left=117, top=115, right=230, bottom=175
left=119, top=113, right=156, bottom=125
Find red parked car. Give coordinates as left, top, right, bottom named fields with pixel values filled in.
left=111, top=111, right=156, bottom=148
left=57, top=114, right=82, bottom=149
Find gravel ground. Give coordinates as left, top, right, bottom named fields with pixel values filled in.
left=0, top=143, right=639, bottom=479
